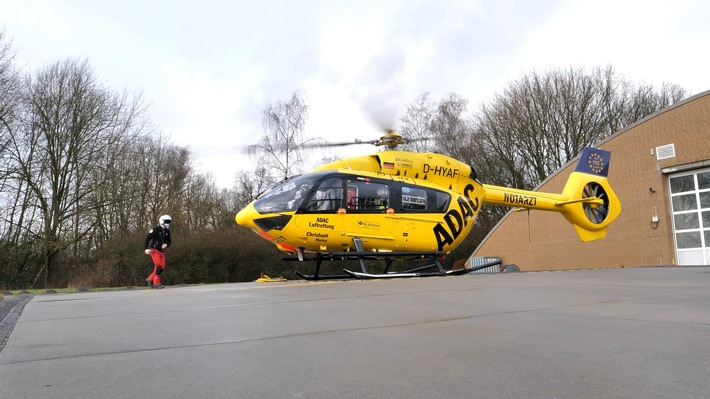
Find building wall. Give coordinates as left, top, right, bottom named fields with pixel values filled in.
left=472, top=90, right=710, bottom=270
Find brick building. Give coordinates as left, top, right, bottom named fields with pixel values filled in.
left=472, top=89, right=710, bottom=270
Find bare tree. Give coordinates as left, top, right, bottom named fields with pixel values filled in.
left=0, top=27, right=21, bottom=208
left=429, top=93, right=475, bottom=164
left=247, top=90, right=316, bottom=179
left=0, top=29, right=36, bottom=288
left=399, top=92, right=476, bottom=163
left=399, top=92, right=436, bottom=152
left=474, top=65, right=688, bottom=190
left=94, top=137, right=152, bottom=236
left=127, top=134, right=192, bottom=235
left=0, top=28, right=22, bottom=181
left=7, top=58, right=147, bottom=287
left=234, top=166, right=275, bottom=209
left=181, top=172, right=231, bottom=231
left=81, top=102, right=151, bottom=255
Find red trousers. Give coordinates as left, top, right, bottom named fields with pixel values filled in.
left=147, top=249, right=166, bottom=285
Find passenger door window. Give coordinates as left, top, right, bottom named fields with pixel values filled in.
left=346, top=180, right=389, bottom=211
left=401, top=186, right=427, bottom=211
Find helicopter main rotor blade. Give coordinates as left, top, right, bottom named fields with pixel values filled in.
left=301, top=139, right=379, bottom=149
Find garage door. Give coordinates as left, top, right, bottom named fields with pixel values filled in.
left=669, top=168, right=710, bottom=265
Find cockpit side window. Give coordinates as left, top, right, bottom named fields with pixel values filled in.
left=253, top=173, right=324, bottom=214
left=304, top=177, right=344, bottom=212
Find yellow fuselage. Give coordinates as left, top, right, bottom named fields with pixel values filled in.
left=235, top=151, right=484, bottom=254
left=235, top=147, right=620, bottom=254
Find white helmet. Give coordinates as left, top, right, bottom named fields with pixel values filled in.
left=159, top=215, right=172, bottom=228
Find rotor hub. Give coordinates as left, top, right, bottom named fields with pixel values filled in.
left=377, top=131, right=406, bottom=149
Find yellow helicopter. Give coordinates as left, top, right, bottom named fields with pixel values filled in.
left=235, top=131, right=620, bottom=279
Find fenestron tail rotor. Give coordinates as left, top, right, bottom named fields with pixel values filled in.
left=582, top=182, right=610, bottom=224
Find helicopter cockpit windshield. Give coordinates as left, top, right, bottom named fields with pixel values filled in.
left=253, top=172, right=329, bottom=214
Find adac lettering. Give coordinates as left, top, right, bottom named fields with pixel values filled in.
left=433, top=184, right=479, bottom=251
left=308, top=217, right=335, bottom=230
left=423, top=163, right=460, bottom=178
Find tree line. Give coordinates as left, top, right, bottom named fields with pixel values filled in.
left=0, top=29, right=689, bottom=289
left=0, top=31, right=280, bottom=289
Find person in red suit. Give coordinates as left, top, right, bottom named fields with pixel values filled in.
left=144, top=215, right=172, bottom=289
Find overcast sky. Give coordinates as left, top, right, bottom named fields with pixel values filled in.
left=3, top=0, right=709, bottom=187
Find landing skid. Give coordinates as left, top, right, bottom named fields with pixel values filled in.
left=286, top=238, right=495, bottom=281
left=343, top=267, right=475, bottom=279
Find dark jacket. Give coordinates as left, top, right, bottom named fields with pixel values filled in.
left=144, top=225, right=171, bottom=252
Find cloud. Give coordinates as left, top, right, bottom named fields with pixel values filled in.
left=3, top=0, right=709, bottom=188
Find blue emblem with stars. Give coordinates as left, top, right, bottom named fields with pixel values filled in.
left=574, top=147, right=610, bottom=177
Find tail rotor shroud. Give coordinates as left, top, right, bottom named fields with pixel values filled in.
left=582, top=182, right=610, bottom=224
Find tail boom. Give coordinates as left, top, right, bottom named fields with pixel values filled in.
left=482, top=148, right=621, bottom=242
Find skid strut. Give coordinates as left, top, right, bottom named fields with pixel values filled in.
left=287, top=237, right=480, bottom=280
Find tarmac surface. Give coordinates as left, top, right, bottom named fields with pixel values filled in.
left=1, top=266, right=709, bottom=399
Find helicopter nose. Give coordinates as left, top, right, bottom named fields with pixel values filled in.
left=235, top=204, right=257, bottom=228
